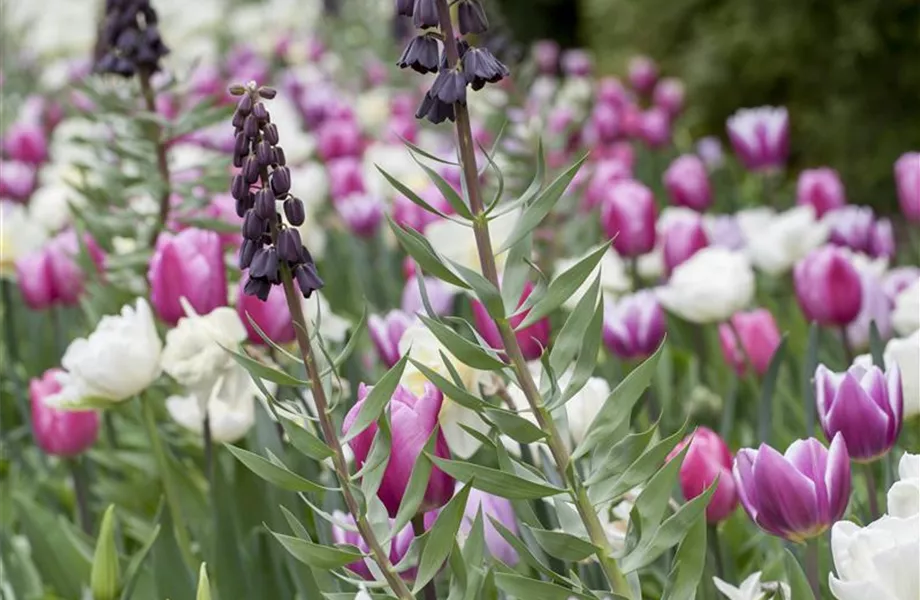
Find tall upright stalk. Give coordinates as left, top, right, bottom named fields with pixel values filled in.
left=433, top=2, right=632, bottom=596
left=137, top=68, right=172, bottom=247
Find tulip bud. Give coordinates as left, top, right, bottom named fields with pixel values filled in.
left=532, top=40, right=560, bottom=75
left=868, top=218, right=895, bottom=260
left=734, top=434, right=851, bottom=542
left=30, top=368, right=100, bottom=456
left=602, top=290, right=666, bottom=360
left=601, top=180, right=657, bottom=257
left=637, top=107, right=671, bottom=149
left=344, top=383, right=455, bottom=516
left=15, top=231, right=106, bottom=310
left=2, top=121, right=49, bottom=165
left=584, top=159, right=632, bottom=211
left=796, top=168, right=846, bottom=217
left=368, top=310, right=414, bottom=367
left=471, top=281, right=549, bottom=361
left=237, top=276, right=295, bottom=344
left=794, top=246, right=863, bottom=327
left=718, top=309, right=782, bottom=377
left=335, top=193, right=384, bottom=239
left=895, top=152, right=920, bottom=223
left=560, top=49, right=592, bottom=77
left=662, top=210, right=709, bottom=275
left=627, top=55, right=658, bottom=94
left=327, top=158, right=366, bottom=201
left=652, top=77, right=684, bottom=116
left=666, top=427, right=738, bottom=523
left=726, top=106, right=789, bottom=172
left=148, top=229, right=227, bottom=325
left=663, top=154, right=712, bottom=212
left=317, top=118, right=363, bottom=162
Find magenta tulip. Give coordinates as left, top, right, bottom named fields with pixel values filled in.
left=401, top=276, right=456, bottom=317
left=826, top=205, right=875, bottom=254
left=15, top=230, right=106, bottom=310
left=638, top=107, right=671, bottom=149
left=816, top=364, right=902, bottom=463
left=796, top=168, right=846, bottom=217
left=30, top=368, right=100, bottom=457
left=462, top=487, right=519, bottom=565
left=335, top=193, right=384, bottom=238
left=327, top=157, right=366, bottom=201
left=662, top=211, right=709, bottom=275
left=667, top=427, right=739, bottom=523
left=344, top=383, right=455, bottom=517
left=627, top=55, right=658, bottom=94
left=0, top=160, right=38, bottom=201
left=602, top=290, right=666, bottom=360
left=584, top=159, right=632, bottom=211
left=895, top=152, right=920, bottom=222
left=846, top=261, right=892, bottom=350
left=726, top=106, right=789, bottom=172
left=149, top=228, right=227, bottom=325
left=3, top=121, right=48, bottom=165
left=664, top=154, right=713, bottom=212
left=601, top=180, right=657, bottom=257
left=794, top=246, right=863, bottom=327
left=368, top=310, right=414, bottom=367
left=331, top=511, right=416, bottom=579
left=597, top=77, right=630, bottom=108
left=237, top=275, right=294, bottom=345
left=317, top=117, right=363, bottom=162
left=532, top=40, right=560, bottom=74
left=471, top=281, right=550, bottom=361
left=653, top=77, right=685, bottom=116
left=733, top=434, right=851, bottom=542
left=718, top=309, right=782, bottom=376
left=560, top=49, right=592, bottom=76
left=868, top=218, right=895, bottom=260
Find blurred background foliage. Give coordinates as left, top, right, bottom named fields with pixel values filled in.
left=492, top=0, right=920, bottom=212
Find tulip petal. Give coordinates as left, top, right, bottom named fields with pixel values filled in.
left=823, top=374, right=890, bottom=461
left=815, top=364, right=843, bottom=423
left=732, top=449, right=760, bottom=521
left=785, top=437, right=830, bottom=522
left=753, top=444, right=820, bottom=538
left=824, top=433, right=852, bottom=522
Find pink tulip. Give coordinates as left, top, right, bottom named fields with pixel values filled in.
left=638, top=107, right=671, bottom=149
left=335, top=193, right=384, bottom=238
left=385, top=116, right=418, bottom=144
left=344, top=383, right=455, bottom=517
left=15, top=230, right=106, bottom=310
left=868, top=218, right=895, bottom=260
left=662, top=211, right=709, bottom=275
left=696, top=136, right=724, bottom=170
left=602, top=290, right=666, bottom=360
left=0, top=160, right=38, bottom=201
left=327, top=158, right=366, bottom=201
left=368, top=310, right=414, bottom=367
left=726, top=106, right=789, bottom=172
left=237, top=276, right=295, bottom=345
left=601, top=180, right=657, bottom=257
left=532, top=40, right=560, bottom=74
left=895, top=152, right=920, bottom=222
left=584, top=159, right=632, bottom=211
left=560, top=49, right=592, bottom=77
left=627, top=55, right=658, bottom=94
left=317, top=118, right=363, bottom=162
left=148, top=228, right=227, bottom=325
left=3, top=121, right=48, bottom=165
left=30, top=368, right=100, bottom=457
left=796, top=168, right=846, bottom=217
left=718, top=309, right=782, bottom=376
left=826, top=206, right=875, bottom=254
left=462, top=488, right=519, bottom=565
left=652, top=77, right=684, bottom=116
left=401, top=276, right=457, bottom=317
left=471, top=281, right=550, bottom=361
left=392, top=185, right=450, bottom=232
left=794, top=246, right=863, bottom=327
left=588, top=103, right=621, bottom=144
left=331, top=512, right=416, bottom=580
left=597, top=77, right=630, bottom=108
left=883, top=267, right=920, bottom=303
left=663, top=154, right=712, bottom=212
left=667, top=427, right=738, bottom=523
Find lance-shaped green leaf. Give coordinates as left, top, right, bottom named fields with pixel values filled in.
left=586, top=424, right=659, bottom=486
left=498, top=154, right=586, bottom=253
left=493, top=572, right=596, bottom=600
left=91, top=505, right=120, bottom=600
left=484, top=407, right=546, bottom=444
left=500, top=232, right=535, bottom=314
left=358, top=417, right=392, bottom=500
left=414, top=482, right=473, bottom=592
left=223, top=345, right=308, bottom=387
left=783, top=548, right=816, bottom=600
left=409, top=359, right=483, bottom=412
left=573, top=342, right=664, bottom=460
left=462, top=508, right=486, bottom=565
left=417, top=315, right=507, bottom=370
left=195, top=563, right=212, bottom=600
left=242, top=312, right=301, bottom=363
left=377, top=165, right=454, bottom=220
left=279, top=416, right=334, bottom=461
left=270, top=531, right=365, bottom=570
left=413, top=155, right=474, bottom=220
left=549, top=275, right=601, bottom=375
left=513, top=243, right=609, bottom=329
left=554, top=293, right=604, bottom=408
left=868, top=320, right=886, bottom=368
left=119, top=523, right=160, bottom=600
left=427, top=455, right=565, bottom=499
left=489, top=519, right=562, bottom=582
left=342, top=354, right=409, bottom=443
left=523, top=525, right=599, bottom=562
left=388, top=217, right=470, bottom=289
left=446, top=257, right=504, bottom=320
left=389, top=429, right=439, bottom=541
left=225, top=445, right=330, bottom=493
left=401, top=136, right=459, bottom=165
left=759, top=335, right=788, bottom=444
left=491, top=139, right=546, bottom=219
left=660, top=509, right=707, bottom=600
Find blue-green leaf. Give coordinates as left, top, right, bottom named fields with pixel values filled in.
left=342, top=354, right=409, bottom=443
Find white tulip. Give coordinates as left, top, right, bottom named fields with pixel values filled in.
left=166, top=363, right=257, bottom=443
left=856, top=330, right=920, bottom=417
left=735, top=207, right=776, bottom=247
left=47, top=299, right=162, bottom=408
left=829, top=513, right=920, bottom=600
left=892, top=279, right=920, bottom=336
left=0, top=201, right=47, bottom=278
left=656, top=248, right=755, bottom=323
left=713, top=572, right=790, bottom=600
left=557, top=248, right=632, bottom=310
left=746, top=205, right=828, bottom=275
left=288, top=163, right=328, bottom=258
left=161, top=303, right=247, bottom=395
left=887, top=453, right=920, bottom=519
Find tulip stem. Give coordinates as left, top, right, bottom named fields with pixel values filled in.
left=137, top=67, right=172, bottom=248
left=412, top=515, right=437, bottom=600
left=804, top=538, right=820, bottom=598
left=707, top=524, right=726, bottom=579
left=434, top=3, right=632, bottom=597
left=69, top=457, right=93, bottom=535
left=203, top=407, right=214, bottom=488
left=862, top=462, right=880, bottom=520
left=839, top=326, right=855, bottom=366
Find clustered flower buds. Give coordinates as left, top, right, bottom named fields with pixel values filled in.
left=395, top=0, right=508, bottom=124
left=94, top=0, right=169, bottom=77
left=229, top=81, right=323, bottom=301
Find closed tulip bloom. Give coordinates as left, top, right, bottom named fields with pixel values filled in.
left=3, top=120, right=48, bottom=165
left=816, top=364, right=902, bottom=463
left=718, top=309, right=782, bottom=377
left=638, top=107, right=671, bottom=149
left=236, top=276, right=295, bottom=345
left=652, top=77, right=684, bottom=116
left=531, top=40, right=560, bottom=74
left=597, top=77, right=630, bottom=107
left=826, top=205, right=875, bottom=254
left=726, top=106, right=789, bottom=171
left=657, top=248, right=755, bottom=324
left=149, top=228, right=227, bottom=325
left=867, top=218, right=895, bottom=260
left=30, top=368, right=100, bottom=456
left=584, top=159, right=632, bottom=210
left=331, top=511, right=416, bottom=580
left=796, top=168, right=846, bottom=217
left=15, top=230, right=106, bottom=310
left=894, top=152, right=920, bottom=222
left=883, top=267, right=920, bottom=304
left=317, top=118, right=363, bottom=162
left=335, top=193, right=384, bottom=238
left=662, top=211, right=709, bottom=275
left=794, top=246, right=863, bottom=327
left=326, top=157, right=366, bottom=200
left=0, top=160, right=38, bottom=201
left=846, top=261, right=892, bottom=350
left=462, top=487, right=519, bottom=565
left=663, top=154, right=712, bottom=212
left=602, top=290, right=666, bottom=360
left=627, top=55, right=658, bottom=94
left=601, top=180, right=657, bottom=257
left=368, top=310, right=414, bottom=367
left=471, top=281, right=550, bottom=361
left=344, top=383, right=455, bottom=517
left=560, top=49, right=592, bottom=77
left=667, top=427, right=738, bottom=523
left=733, top=434, right=851, bottom=542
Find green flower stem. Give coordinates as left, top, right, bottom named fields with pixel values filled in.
left=140, top=398, right=197, bottom=570
left=862, top=462, right=880, bottom=521
left=203, top=407, right=214, bottom=489
left=707, top=524, right=725, bottom=580
left=839, top=326, right=855, bottom=366
left=433, top=3, right=632, bottom=596
left=804, top=538, right=820, bottom=598
left=69, top=457, right=93, bottom=535
left=137, top=67, right=172, bottom=248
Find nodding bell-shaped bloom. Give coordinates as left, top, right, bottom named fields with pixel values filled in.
left=237, top=276, right=295, bottom=345
left=149, top=228, right=227, bottom=326
left=471, top=281, right=550, bottom=361
left=662, top=210, right=709, bottom=275
left=2, top=120, right=49, bottom=165
left=664, top=154, right=713, bottom=212
left=30, top=368, right=100, bottom=457
left=718, top=309, right=782, bottom=377
left=627, top=55, right=658, bottom=94
left=793, top=246, right=863, bottom=327
left=816, top=364, right=903, bottom=463
left=652, top=77, right=685, bottom=116
left=667, top=427, right=739, bottom=523
left=344, top=383, right=455, bottom=517
left=15, top=230, right=106, bottom=310
left=796, top=168, right=846, bottom=217
left=726, top=106, right=789, bottom=172
left=331, top=511, right=416, bottom=580
left=334, top=193, right=384, bottom=238
left=895, top=152, right=920, bottom=223
left=603, top=290, right=666, bottom=360
left=601, top=180, right=657, bottom=257
left=733, top=434, right=851, bottom=542
left=368, top=310, right=414, bottom=368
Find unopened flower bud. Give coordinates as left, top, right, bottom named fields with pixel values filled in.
left=242, top=156, right=260, bottom=184
left=232, top=111, right=245, bottom=129
left=277, top=228, right=303, bottom=263
left=273, top=147, right=287, bottom=167
left=228, top=84, right=247, bottom=96
left=250, top=246, right=280, bottom=283
left=252, top=102, right=269, bottom=121
left=234, top=132, right=249, bottom=157
left=231, top=174, right=248, bottom=200
left=242, top=210, right=266, bottom=241
left=458, top=0, right=488, bottom=34
left=236, top=94, right=253, bottom=116
left=263, top=123, right=279, bottom=145
left=271, top=166, right=292, bottom=196
left=258, top=86, right=277, bottom=100
left=239, top=238, right=258, bottom=269
left=294, top=262, right=324, bottom=298
left=396, top=0, right=414, bottom=16
left=235, top=192, right=254, bottom=217
left=284, top=197, right=306, bottom=226
left=243, top=115, right=259, bottom=138
left=256, top=141, right=273, bottom=167
left=254, top=189, right=276, bottom=219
